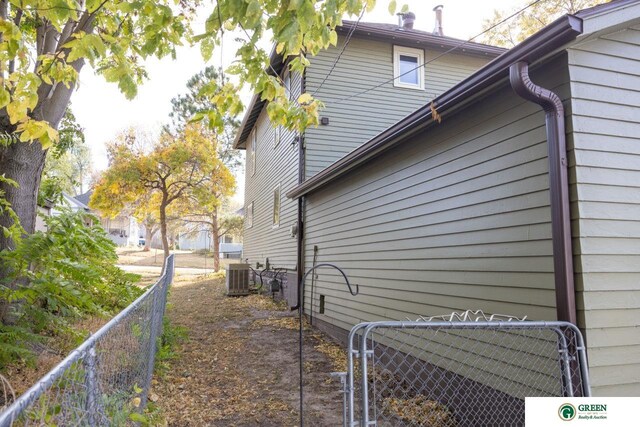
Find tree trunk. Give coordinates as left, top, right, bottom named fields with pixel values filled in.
left=0, top=138, right=47, bottom=321
left=212, top=211, right=220, bottom=272
left=159, top=200, right=170, bottom=260
left=144, top=226, right=156, bottom=252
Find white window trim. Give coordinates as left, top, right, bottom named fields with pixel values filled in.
left=250, top=128, right=257, bottom=176
left=272, top=184, right=281, bottom=228
left=274, top=125, right=281, bottom=148
left=393, top=46, right=424, bottom=90
left=246, top=201, right=254, bottom=229
left=283, top=67, right=291, bottom=101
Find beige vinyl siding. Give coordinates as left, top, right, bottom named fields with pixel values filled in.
left=242, top=72, right=302, bottom=269
left=568, top=25, right=640, bottom=397
left=304, top=36, right=491, bottom=178
left=304, top=56, right=570, bottom=338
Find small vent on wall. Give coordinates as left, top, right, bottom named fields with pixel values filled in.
left=319, top=295, right=325, bottom=314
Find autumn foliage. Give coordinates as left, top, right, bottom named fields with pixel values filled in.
left=91, top=124, right=235, bottom=261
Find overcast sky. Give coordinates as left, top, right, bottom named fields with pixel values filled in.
left=72, top=0, right=517, bottom=200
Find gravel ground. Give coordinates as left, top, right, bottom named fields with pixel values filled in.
left=153, top=274, right=346, bottom=426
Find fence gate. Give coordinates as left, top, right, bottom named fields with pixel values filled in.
left=341, top=311, right=591, bottom=427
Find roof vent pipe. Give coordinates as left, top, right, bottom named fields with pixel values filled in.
left=402, top=11, right=415, bottom=29
left=433, top=5, right=444, bottom=36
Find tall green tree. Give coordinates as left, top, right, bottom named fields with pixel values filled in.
left=167, top=66, right=241, bottom=170
left=43, top=108, right=91, bottom=196
left=481, top=0, right=608, bottom=47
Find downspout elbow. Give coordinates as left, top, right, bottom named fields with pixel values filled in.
left=509, top=61, right=576, bottom=325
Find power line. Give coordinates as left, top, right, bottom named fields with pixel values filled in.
left=311, top=7, right=366, bottom=97
left=331, top=0, right=545, bottom=105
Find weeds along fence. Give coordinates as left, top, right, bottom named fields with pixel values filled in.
left=0, top=255, right=175, bottom=427
left=341, top=311, right=591, bottom=427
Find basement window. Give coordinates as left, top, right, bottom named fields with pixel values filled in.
left=393, top=46, right=424, bottom=90
left=272, top=185, right=280, bottom=228
left=246, top=201, right=254, bottom=228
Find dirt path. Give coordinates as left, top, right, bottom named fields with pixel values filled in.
left=153, top=275, right=345, bottom=426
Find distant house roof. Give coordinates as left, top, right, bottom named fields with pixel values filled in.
left=61, top=192, right=91, bottom=211
left=233, top=20, right=505, bottom=149
left=287, top=0, right=639, bottom=199
left=74, top=190, right=93, bottom=207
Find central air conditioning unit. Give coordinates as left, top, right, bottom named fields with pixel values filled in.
left=226, top=263, right=250, bottom=296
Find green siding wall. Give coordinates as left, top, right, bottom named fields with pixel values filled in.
left=568, top=25, right=640, bottom=397
left=242, top=72, right=302, bottom=269
left=303, top=57, right=571, bottom=333
left=242, top=34, right=494, bottom=269
left=304, top=36, right=492, bottom=178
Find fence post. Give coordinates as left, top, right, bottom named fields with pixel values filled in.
left=159, top=255, right=174, bottom=336
left=360, top=331, right=371, bottom=427
left=84, top=346, right=99, bottom=426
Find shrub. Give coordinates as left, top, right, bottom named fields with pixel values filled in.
left=0, top=210, right=143, bottom=368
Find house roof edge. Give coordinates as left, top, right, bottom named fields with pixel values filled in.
left=287, top=13, right=584, bottom=200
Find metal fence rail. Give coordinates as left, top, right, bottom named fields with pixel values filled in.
left=0, top=255, right=175, bottom=427
left=345, top=311, right=591, bottom=427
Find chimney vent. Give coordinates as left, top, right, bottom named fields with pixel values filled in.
left=433, top=5, right=444, bottom=36
left=400, top=11, right=415, bottom=30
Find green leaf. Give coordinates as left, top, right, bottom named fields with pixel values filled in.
left=0, top=87, right=10, bottom=109
left=329, top=29, right=338, bottom=46
left=288, top=0, right=305, bottom=10
left=129, top=412, right=148, bottom=424
left=388, top=0, right=397, bottom=15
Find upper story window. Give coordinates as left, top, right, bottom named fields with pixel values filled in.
left=246, top=201, right=254, bottom=228
left=250, top=128, right=257, bottom=176
left=393, top=46, right=424, bottom=90
left=272, top=184, right=281, bottom=228
left=274, top=125, right=281, bottom=148
left=283, top=68, right=291, bottom=100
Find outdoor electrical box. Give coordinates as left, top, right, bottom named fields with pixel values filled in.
left=226, top=263, right=250, bottom=296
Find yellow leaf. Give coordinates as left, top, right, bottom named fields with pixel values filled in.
left=132, top=397, right=141, bottom=408
left=297, top=93, right=313, bottom=105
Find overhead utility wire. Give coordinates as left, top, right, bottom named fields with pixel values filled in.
left=331, top=0, right=545, bottom=105
left=311, top=7, right=367, bottom=97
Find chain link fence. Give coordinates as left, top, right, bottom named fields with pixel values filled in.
left=0, top=255, right=175, bottom=427
left=342, top=310, right=591, bottom=427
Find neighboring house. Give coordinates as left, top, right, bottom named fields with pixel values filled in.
left=76, top=190, right=141, bottom=246
left=178, top=229, right=243, bottom=258
left=235, top=10, right=505, bottom=280
left=35, top=199, right=53, bottom=232
left=285, top=0, right=640, bottom=396
left=51, top=192, right=94, bottom=227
